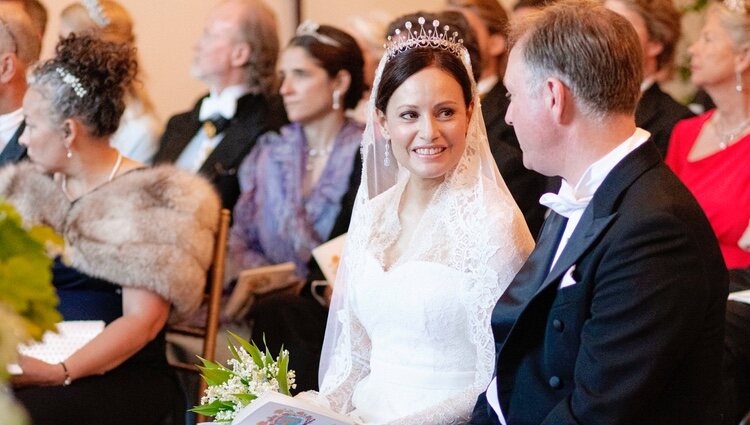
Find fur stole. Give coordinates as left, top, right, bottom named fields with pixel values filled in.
left=0, top=162, right=220, bottom=318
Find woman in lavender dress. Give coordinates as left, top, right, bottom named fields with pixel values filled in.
left=226, top=22, right=365, bottom=391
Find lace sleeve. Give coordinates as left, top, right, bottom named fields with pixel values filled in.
left=320, top=303, right=371, bottom=414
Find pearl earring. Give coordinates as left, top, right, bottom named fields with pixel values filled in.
left=66, top=147, right=73, bottom=159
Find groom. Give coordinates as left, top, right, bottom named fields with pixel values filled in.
left=470, top=1, right=728, bottom=424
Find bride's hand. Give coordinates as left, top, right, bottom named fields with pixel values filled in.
left=739, top=220, right=750, bottom=252
left=294, top=390, right=331, bottom=409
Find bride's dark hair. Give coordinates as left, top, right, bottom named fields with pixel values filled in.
left=375, top=47, right=473, bottom=113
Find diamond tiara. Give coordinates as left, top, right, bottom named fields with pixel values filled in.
left=384, top=17, right=464, bottom=59
left=724, top=0, right=748, bottom=14
left=296, top=20, right=341, bottom=47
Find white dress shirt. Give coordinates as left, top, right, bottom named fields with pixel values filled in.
left=0, top=108, right=24, bottom=154
left=486, top=127, right=651, bottom=423
left=175, top=85, right=250, bottom=173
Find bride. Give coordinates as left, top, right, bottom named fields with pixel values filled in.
left=314, top=18, right=534, bottom=424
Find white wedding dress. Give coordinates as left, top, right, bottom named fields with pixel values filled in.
left=317, top=19, right=534, bottom=425
left=348, top=254, right=477, bottom=423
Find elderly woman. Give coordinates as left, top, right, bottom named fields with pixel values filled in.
left=2, top=35, right=219, bottom=424
left=59, top=0, right=160, bottom=164
left=666, top=0, right=750, bottom=269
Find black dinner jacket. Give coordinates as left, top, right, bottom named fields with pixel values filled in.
left=154, top=93, right=285, bottom=210
left=635, top=83, right=694, bottom=158
left=471, top=141, right=728, bottom=425
left=0, top=121, right=26, bottom=167
left=482, top=82, right=548, bottom=238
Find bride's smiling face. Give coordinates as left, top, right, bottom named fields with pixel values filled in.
left=378, top=66, right=472, bottom=183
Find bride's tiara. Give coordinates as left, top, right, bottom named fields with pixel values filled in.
left=384, top=17, right=464, bottom=60
left=724, top=0, right=748, bottom=14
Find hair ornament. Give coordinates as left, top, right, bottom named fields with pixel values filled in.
left=56, top=67, right=88, bottom=98
left=384, top=17, right=464, bottom=59
left=296, top=20, right=341, bottom=47
left=724, top=0, right=748, bottom=14
left=82, top=0, right=111, bottom=28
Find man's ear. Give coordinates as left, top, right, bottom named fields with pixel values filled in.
left=0, top=53, right=17, bottom=84
left=231, top=42, right=251, bottom=68
left=545, top=77, right=569, bottom=124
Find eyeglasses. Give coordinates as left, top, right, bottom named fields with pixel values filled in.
left=0, top=18, right=18, bottom=55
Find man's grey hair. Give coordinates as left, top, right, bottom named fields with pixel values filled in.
left=509, top=0, right=643, bottom=119
left=230, top=0, right=279, bottom=96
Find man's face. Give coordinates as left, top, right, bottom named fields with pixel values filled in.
left=503, top=45, right=556, bottom=176
left=191, top=4, right=243, bottom=84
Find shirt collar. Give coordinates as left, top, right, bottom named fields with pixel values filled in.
left=540, top=128, right=650, bottom=217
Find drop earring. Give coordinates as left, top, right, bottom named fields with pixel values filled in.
left=384, top=139, right=391, bottom=167
left=66, top=147, right=73, bottom=159
left=737, top=70, right=744, bottom=93
left=332, top=89, right=341, bottom=110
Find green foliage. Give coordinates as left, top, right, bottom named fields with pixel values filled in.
left=0, top=201, right=62, bottom=343
left=191, top=332, right=295, bottom=422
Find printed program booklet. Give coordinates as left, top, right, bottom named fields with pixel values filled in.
left=199, top=391, right=355, bottom=425
left=223, top=262, right=297, bottom=321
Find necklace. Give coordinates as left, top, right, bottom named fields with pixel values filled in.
left=62, top=151, right=123, bottom=200
left=306, top=143, right=334, bottom=172
left=712, top=112, right=750, bottom=150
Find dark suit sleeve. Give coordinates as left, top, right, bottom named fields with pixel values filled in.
left=541, top=212, right=726, bottom=425
left=469, top=391, right=498, bottom=424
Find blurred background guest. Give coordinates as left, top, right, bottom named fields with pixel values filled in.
left=0, top=3, right=40, bottom=167
left=605, top=0, right=694, bottom=157
left=154, top=0, right=285, bottom=211
left=227, top=22, right=365, bottom=392
left=2, top=34, right=219, bottom=425
left=512, top=0, right=557, bottom=20
left=59, top=0, right=160, bottom=164
left=447, top=0, right=549, bottom=237
left=671, top=3, right=750, bottom=422
left=666, top=0, right=750, bottom=269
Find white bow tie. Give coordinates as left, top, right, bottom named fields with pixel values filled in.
left=199, top=94, right=237, bottom=121
left=539, top=185, right=593, bottom=219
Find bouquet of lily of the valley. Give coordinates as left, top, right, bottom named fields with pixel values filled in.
left=191, top=332, right=296, bottom=423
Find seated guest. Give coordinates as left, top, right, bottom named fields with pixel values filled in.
left=605, top=0, right=694, bottom=157
left=666, top=0, right=750, bottom=270
left=227, top=22, right=365, bottom=392
left=59, top=0, right=161, bottom=164
left=0, top=4, right=40, bottom=167
left=447, top=0, right=549, bottom=237
left=154, top=0, right=285, bottom=210
left=471, top=1, right=727, bottom=423
left=3, top=34, right=220, bottom=425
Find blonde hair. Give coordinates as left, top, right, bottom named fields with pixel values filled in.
left=60, top=1, right=155, bottom=115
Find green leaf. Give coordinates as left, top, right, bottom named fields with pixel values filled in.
left=232, top=392, right=257, bottom=405
left=277, top=350, right=290, bottom=395
left=190, top=399, right=233, bottom=415
left=228, top=331, right=264, bottom=368
left=197, top=361, right=233, bottom=386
